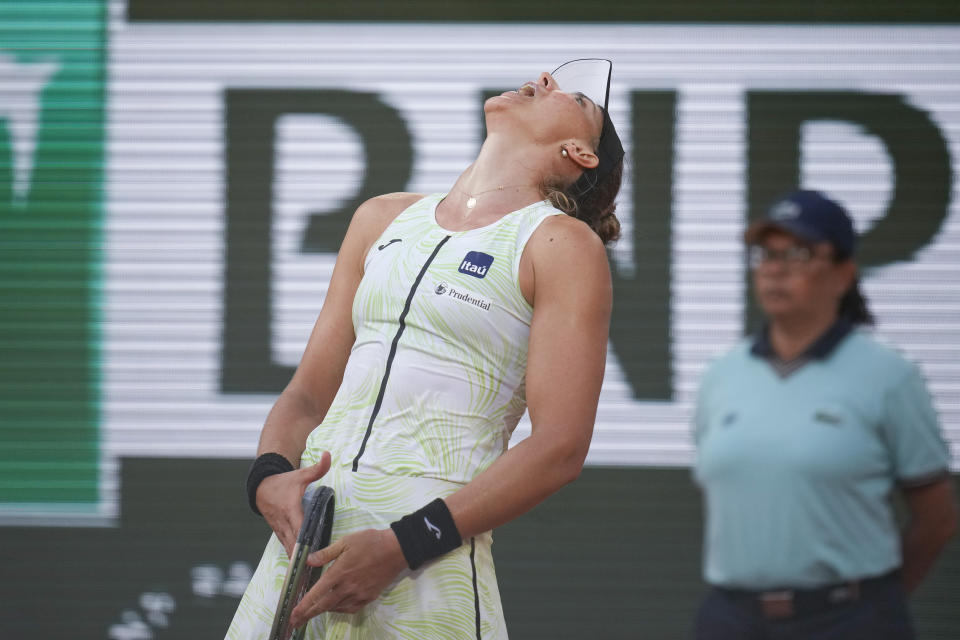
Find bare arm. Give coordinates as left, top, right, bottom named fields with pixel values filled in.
left=445, top=215, right=611, bottom=537
left=293, top=215, right=612, bottom=621
left=252, top=193, right=422, bottom=550
left=900, top=476, right=958, bottom=594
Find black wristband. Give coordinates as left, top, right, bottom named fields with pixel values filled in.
left=389, top=498, right=462, bottom=570
left=246, top=452, right=294, bottom=516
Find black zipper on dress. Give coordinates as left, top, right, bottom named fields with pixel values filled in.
left=351, top=234, right=452, bottom=471
left=471, top=537, right=481, bottom=639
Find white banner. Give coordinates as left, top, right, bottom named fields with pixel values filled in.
left=105, top=19, right=960, bottom=468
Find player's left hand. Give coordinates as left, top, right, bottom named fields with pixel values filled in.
left=288, top=528, right=407, bottom=626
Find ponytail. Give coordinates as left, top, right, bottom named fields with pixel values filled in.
left=541, top=160, right=623, bottom=245
left=838, top=277, right=874, bottom=326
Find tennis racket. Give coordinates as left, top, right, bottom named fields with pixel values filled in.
left=268, top=483, right=336, bottom=640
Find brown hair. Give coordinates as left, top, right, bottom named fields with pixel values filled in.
left=540, top=159, right=623, bottom=245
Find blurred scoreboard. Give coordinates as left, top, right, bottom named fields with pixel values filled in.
left=1, top=2, right=959, bottom=638
left=103, top=22, right=960, bottom=470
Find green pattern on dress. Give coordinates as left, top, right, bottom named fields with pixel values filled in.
left=228, top=194, right=562, bottom=639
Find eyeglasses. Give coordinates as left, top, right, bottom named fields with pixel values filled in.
left=748, top=245, right=831, bottom=270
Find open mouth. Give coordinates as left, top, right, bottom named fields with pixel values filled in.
left=517, top=83, right=536, bottom=97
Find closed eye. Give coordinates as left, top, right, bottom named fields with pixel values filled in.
left=573, top=92, right=603, bottom=132
left=575, top=92, right=600, bottom=116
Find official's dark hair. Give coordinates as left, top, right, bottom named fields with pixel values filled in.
left=834, top=252, right=874, bottom=326
left=541, top=158, right=623, bottom=245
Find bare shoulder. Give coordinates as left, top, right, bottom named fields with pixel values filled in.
left=353, top=192, right=425, bottom=228
left=346, top=192, right=425, bottom=256
left=527, top=213, right=607, bottom=264
left=361, top=191, right=425, bottom=212
left=519, top=213, right=610, bottom=306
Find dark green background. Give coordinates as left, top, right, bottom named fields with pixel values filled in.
left=127, top=0, right=960, bottom=23
left=0, top=460, right=957, bottom=638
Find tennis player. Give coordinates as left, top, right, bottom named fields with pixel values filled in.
left=227, top=59, right=625, bottom=639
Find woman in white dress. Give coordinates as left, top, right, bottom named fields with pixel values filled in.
left=228, top=59, right=625, bottom=640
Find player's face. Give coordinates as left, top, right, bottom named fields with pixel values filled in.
left=751, top=231, right=852, bottom=322
left=485, top=71, right=604, bottom=149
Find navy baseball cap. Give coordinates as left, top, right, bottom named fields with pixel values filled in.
left=745, top=190, right=856, bottom=258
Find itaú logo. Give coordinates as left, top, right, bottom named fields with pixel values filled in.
left=458, top=251, right=494, bottom=279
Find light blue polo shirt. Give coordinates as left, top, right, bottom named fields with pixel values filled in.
left=693, top=324, right=951, bottom=589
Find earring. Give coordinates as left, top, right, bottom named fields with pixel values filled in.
left=560, top=148, right=568, bottom=158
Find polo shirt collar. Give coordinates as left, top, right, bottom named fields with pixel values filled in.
left=751, top=317, right=854, bottom=361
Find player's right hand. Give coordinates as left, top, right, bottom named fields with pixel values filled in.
left=256, top=451, right=332, bottom=557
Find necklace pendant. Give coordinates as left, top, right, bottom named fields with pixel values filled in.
left=466, top=196, right=477, bottom=209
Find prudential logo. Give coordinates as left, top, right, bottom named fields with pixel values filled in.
left=458, top=251, right=494, bottom=279
left=434, top=282, right=492, bottom=312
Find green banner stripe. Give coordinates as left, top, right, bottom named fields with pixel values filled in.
left=0, top=0, right=106, bottom=508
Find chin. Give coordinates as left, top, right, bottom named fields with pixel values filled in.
left=483, top=94, right=512, bottom=114
left=757, top=298, right=795, bottom=319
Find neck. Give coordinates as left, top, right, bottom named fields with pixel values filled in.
left=768, top=310, right=839, bottom=361
left=442, top=134, right=547, bottom=217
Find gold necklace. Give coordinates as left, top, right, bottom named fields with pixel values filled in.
left=457, top=184, right=539, bottom=210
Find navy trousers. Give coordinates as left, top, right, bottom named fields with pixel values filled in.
left=693, top=579, right=915, bottom=640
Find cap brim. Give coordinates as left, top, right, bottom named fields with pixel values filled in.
left=744, top=219, right=829, bottom=246
left=551, top=59, right=612, bottom=112
left=554, top=59, right=624, bottom=198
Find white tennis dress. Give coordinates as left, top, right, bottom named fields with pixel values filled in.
left=227, top=194, right=564, bottom=639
